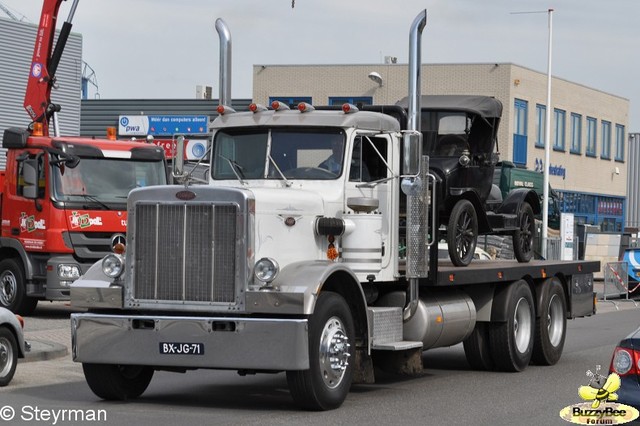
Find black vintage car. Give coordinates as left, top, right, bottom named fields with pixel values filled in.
left=397, top=95, right=540, bottom=266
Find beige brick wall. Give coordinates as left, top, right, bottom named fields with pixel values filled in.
left=253, top=63, right=629, bottom=198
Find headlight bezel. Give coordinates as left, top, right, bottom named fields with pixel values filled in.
left=102, top=254, right=125, bottom=279
left=254, top=257, right=279, bottom=283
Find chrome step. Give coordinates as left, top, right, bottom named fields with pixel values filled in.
left=367, top=306, right=423, bottom=351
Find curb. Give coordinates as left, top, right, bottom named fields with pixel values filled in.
left=22, top=339, right=68, bottom=363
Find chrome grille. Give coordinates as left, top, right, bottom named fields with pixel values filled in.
left=133, top=203, right=237, bottom=303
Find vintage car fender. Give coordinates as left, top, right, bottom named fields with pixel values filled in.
left=0, top=307, right=27, bottom=358
left=497, top=188, right=541, bottom=216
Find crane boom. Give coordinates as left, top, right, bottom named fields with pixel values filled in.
left=22, top=0, right=79, bottom=136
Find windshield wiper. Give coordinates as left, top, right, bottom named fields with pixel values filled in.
left=219, top=155, right=246, bottom=185
left=267, top=154, right=292, bottom=187
left=66, top=194, right=110, bottom=210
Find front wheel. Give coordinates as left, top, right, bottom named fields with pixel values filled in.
left=532, top=278, right=567, bottom=365
left=0, top=327, right=18, bottom=386
left=513, top=202, right=535, bottom=263
left=0, top=258, right=38, bottom=315
left=447, top=200, right=478, bottom=267
left=489, top=280, right=535, bottom=372
left=82, top=363, right=154, bottom=400
left=287, top=291, right=355, bottom=411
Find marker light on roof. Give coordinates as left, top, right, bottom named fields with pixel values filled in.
left=342, top=103, right=359, bottom=114
left=271, top=101, right=290, bottom=111
left=217, top=105, right=237, bottom=115
left=298, top=102, right=315, bottom=113
left=249, top=103, right=268, bottom=113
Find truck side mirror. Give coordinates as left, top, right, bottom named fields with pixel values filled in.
left=172, top=135, right=185, bottom=179
left=403, top=131, right=422, bottom=175
left=22, top=158, right=39, bottom=200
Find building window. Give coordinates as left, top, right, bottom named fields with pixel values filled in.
left=601, top=120, right=611, bottom=160
left=586, top=117, right=597, bottom=157
left=553, top=108, right=565, bottom=151
left=268, top=96, right=312, bottom=108
left=328, top=97, right=373, bottom=106
left=512, top=99, right=528, bottom=165
left=570, top=113, right=582, bottom=154
left=615, top=124, right=625, bottom=162
left=536, top=104, right=546, bottom=148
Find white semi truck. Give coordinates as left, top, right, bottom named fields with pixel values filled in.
left=70, top=10, right=598, bottom=410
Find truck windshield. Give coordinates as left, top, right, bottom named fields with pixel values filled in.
left=212, top=128, right=346, bottom=180
left=52, top=158, right=166, bottom=204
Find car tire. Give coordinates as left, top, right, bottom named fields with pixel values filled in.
left=513, top=202, right=535, bottom=263
left=286, top=291, right=354, bottom=411
left=447, top=200, right=478, bottom=267
left=0, top=258, right=38, bottom=316
left=0, top=327, right=18, bottom=387
left=532, top=278, right=567, bottom=365
left=82, top=363, right=154, bottom=400
left=489, top=280, right=535, bottom=372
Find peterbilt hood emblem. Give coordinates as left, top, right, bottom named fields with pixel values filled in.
left=176, top=190, right=196, bottom=200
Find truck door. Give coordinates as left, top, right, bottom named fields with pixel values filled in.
left=344, top=133, right=394, bottom=272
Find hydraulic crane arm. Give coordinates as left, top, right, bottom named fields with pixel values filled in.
left=23, top=0, right=79, bottom=136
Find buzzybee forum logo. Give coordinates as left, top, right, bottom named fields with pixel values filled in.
left=559, top=365, right=639, bottom=424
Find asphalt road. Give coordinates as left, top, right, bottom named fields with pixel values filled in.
left=0, top=300, right=638, bottom=426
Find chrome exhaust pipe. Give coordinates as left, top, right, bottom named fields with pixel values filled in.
left=215, top=18, right=232, bottom=106
left=403, top=9, right=428, bottom=322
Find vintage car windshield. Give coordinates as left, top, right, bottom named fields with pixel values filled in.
left=51, top=158, right=167, bottom=204
left=422, top=112, right=472, bottom=157
left=212, top=128, right=346, bottom=180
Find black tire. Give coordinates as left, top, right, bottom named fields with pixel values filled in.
left=489, top=280, right=535, bottom=372
left=513, top=202, right=535, bottom=263
left=82, top=363, right=154, bottom=400
left=286, top=291, right=355, bottom=411
left=0, top=258, right=38, bottom=316
left=463, top=322, right=494, bottom=371
left=447, top=200, right=478, bottom=267
left=0, top=327, right=18, bottom=387
left=531, top=278, right=567, bottom=365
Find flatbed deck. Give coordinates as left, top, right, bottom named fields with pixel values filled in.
left=426, top=259, right=601, bottom=286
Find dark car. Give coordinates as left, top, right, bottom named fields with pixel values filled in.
left=609, top=325, right=640, bottom=409
left=396, top=95, right=541, bottom=266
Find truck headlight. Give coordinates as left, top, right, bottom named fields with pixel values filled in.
left=102, top=254, right=125, bottom=279
left=57, top=264, right=81, bottom=280
left=254, top=258, right=279, bottom=283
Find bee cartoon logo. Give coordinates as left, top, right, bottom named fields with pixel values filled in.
left=559, top=365, right=639, bottom=424
left=578, top=366, right=620, bottom=408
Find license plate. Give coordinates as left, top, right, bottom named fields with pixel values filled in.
left=159, top=342, right=205, bottom=355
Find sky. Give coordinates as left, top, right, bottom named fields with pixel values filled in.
left=2, top=0, right=638, bottom=129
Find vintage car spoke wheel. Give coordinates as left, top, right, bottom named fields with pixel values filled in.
left=287, top=291, right=354, bottom=411
left=513, top=202, right=535, bottom=263
left=82, top=363, right=154, bottom=400
left=489, top=280, right=535, bottom=372
left=0, top=327, right=18, bottom=386
left=532, top=277, right=567, bottom=365
left=0, top=259, right=37, bottom=316
left=447, top=200, right=478, bottom=267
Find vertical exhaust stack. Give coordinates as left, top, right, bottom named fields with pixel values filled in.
left=403, top=10, right=428, bottom=321
left=215, top=18, right=232, bottom=106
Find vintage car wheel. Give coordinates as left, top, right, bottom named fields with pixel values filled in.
left=287, top=291, right=354, bottom=411
left=447, top=200, right=478, bottom=267
left=513, top=202, right=535, bottom=263
left=82, top=363, right=154, bottom=400
left=489, top=280, right=535, bottom=372
left=532, top=278, right=567, bottom=365
left=0, top=327, right=18, bottom=387
left=0, top=258, right=38, bottom=316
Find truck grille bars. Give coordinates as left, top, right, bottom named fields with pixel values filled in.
left=132, top=203, right=237, bottom=305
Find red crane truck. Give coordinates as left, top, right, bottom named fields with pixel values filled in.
left=0, top=0, right=167, bottom=314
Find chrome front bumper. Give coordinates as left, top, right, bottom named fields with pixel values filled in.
left=71, top=313, right=309, bottom=370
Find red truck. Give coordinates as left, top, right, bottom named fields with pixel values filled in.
left=0, top=0, right=167, bottom=314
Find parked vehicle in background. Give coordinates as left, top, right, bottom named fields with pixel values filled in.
left=0, top=0, right=167, bottom=315
left=0, top=307, right=28, bottom=386
left=609, top=324, right=640, bottom=410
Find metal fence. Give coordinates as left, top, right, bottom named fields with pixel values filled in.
left=603, top=261, right=629, bottom=300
